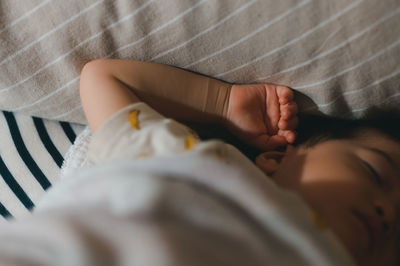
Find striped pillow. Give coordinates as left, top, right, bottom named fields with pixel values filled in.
left=0, top=111, right=84, bottom=220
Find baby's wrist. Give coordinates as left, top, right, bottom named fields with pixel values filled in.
left=202, top=79, right=232, bottom=124
left=219, top=82, right=233, bottom=125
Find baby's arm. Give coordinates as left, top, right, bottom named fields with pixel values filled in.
left=80, top=59, right=298, bottom=150
left=80, top=59, right=231, bottom=133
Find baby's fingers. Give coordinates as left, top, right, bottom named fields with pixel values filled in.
left=278, top=116, right=298, bottom=130
left=278, top=129, right=296, bottom=144
left=277, top=86, right=294, bottom=105
left=280, top=102, right=298, bottom=120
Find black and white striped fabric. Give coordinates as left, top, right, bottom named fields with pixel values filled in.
left=0, top=111, right=84, bottom=220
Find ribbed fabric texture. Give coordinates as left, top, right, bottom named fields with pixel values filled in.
left=0, top=0, right=399, bottom=122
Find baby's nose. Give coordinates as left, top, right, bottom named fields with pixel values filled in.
left=373, top=199, right=396, bottom=233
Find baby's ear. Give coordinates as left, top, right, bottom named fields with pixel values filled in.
left=255, top=145, right=294, bottom=175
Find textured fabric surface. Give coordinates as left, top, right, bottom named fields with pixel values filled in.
left=87, top=102, right=202, bottom=164
left=60, top=126, right=92, bottom=179
left=1, top=0, right=399, bottom=123
left=0, top=112, right=84, bottom=220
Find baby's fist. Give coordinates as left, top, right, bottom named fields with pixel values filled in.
left=225, top=84, right=298, bottom=151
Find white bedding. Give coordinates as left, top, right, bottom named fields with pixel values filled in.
left=0, top=153, right=356, bottom=266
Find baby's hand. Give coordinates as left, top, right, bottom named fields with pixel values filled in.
left=225, top=84, right=298, bottom=151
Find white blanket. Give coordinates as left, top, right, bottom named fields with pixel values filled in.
left=0, top=151, right=356, bottom=265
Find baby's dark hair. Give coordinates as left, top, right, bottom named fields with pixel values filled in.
left=186, top=107, right=400, bottom=162
left=294, top=107, right=400, bottom=148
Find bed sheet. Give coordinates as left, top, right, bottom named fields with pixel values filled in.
left=1, top=0, right=399, bottom=122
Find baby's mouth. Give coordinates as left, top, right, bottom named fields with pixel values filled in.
left=352, top=210, right=375, bottom=251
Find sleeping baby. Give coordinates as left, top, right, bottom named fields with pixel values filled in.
left=0, top=59, right=398, bottom=266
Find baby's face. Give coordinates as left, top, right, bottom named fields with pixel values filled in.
left=256, top=129, right=400, bottom=266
